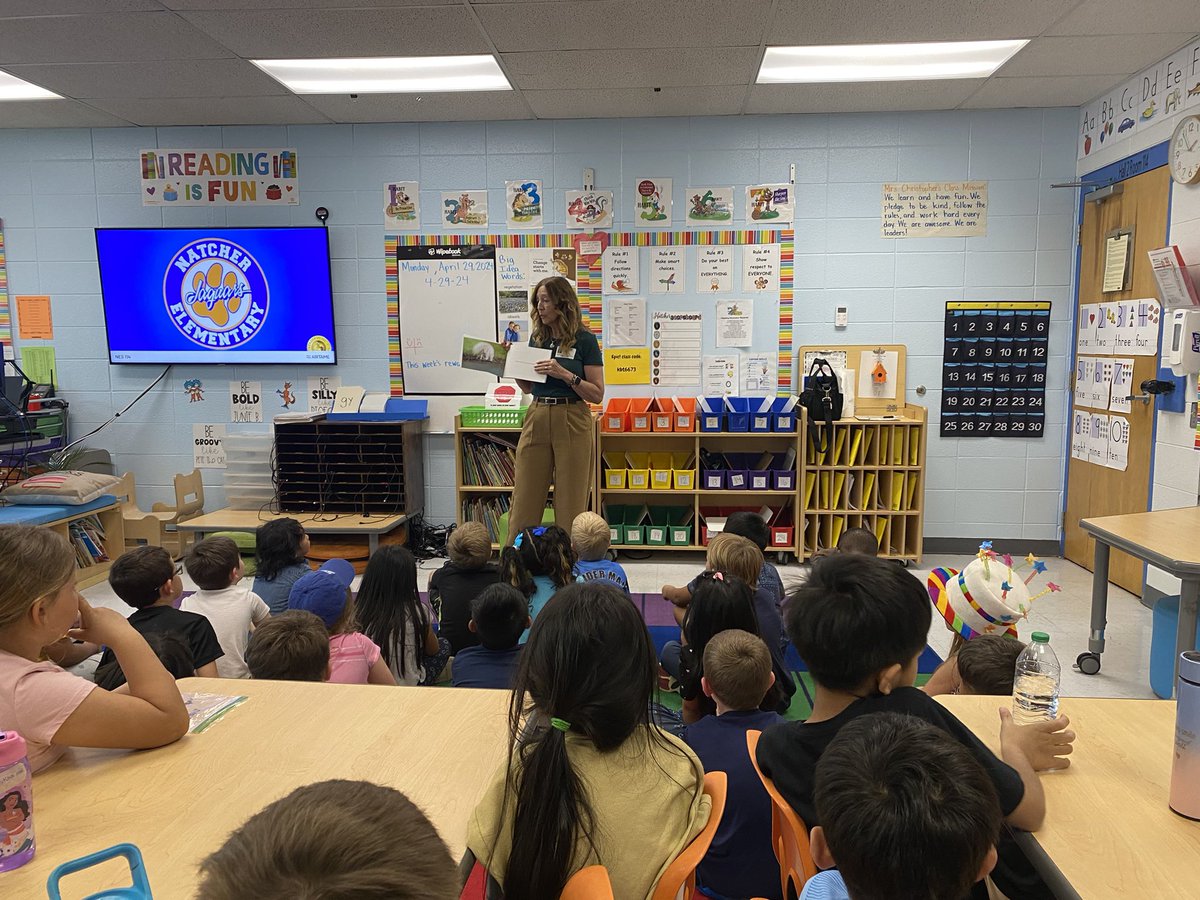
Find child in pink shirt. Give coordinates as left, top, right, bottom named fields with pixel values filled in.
left=0, top=526, right=188, bottom=772
left=288, top=559, right=395, bottom=686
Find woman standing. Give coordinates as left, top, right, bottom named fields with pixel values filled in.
left=507, top=276, right=604, bottom=544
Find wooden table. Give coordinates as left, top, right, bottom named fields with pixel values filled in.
left=11, top=678, right=509, bottom=896
left=177, top=507, right=411, bottom=554
left=940, top=695, right=1200, bottom=899
left=1079, top=506, right=1200, bottom=685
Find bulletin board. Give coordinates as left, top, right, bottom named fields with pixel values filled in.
left=796, top=343, right=908, bottom=415
left=385, top=229, right=794, bottom=408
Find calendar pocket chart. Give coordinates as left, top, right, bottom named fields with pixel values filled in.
left=942, top=301, right=1050, bottom=438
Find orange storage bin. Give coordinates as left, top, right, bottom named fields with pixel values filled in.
left=602, top=398, right=631, bottom=432
left=673, top=397, right=696, bottom=432
left=628, top=397, right=653, bottom=432
left=651, top=398, right=676, bottom=432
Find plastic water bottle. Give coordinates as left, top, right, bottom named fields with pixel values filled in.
left=1170, top=651, right=1200, bottom=820
left=0, top=731, right=35, bottom=872
left=1012, top=632, right=1061, bottom=725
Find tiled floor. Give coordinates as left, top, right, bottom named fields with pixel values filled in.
left=82, top=550, right=1158, bottom=700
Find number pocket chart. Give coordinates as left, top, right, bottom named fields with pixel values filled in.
left=941, top=301, right=1051, bottom=438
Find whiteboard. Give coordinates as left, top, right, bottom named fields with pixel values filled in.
left=397, top=244, right=498, bottom=395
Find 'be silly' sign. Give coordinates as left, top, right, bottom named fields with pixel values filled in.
left=141, top=148, right=299, bottom=206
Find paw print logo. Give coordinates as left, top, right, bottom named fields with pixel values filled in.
left=164, top=238, right=269, bottom=349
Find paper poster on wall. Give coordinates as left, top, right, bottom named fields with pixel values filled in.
left=607, top=297, right=646, bottom=347
left=881, top=182, right=987, bottom=238
left=15, top=295, right=52, bottom=339
left=497, top=248, right=531, bottom=293
left=716, top=299, right=752, bottom=347
left=20, top=347, right=56, bottom=387
left=604, top=348, right=650, bottom=385
left=1074, top=357, right=1094, bottom=409
left=685, top=186, right=733, bottom=224
left=384, top=181, right=419, bottom=230
left=1090, top=357, right=1112, bottom=409
left=498, top=317, right=529, bottom=349
left=651, top=311, right=702, bottom=387
left=603, top=247, right=639, bottom=294
left=272, top=379, right=300, bottom=410
left=193, top=424, right=226, bottom=469
left=529, top=248, right=553, bottom=282
left=1108, top=358, right=1134, bottom=413
left=743, top=352, right=777, bottom=395
left=1088, top=414, right=1108, bottom=466
left=307, top=375, right=341, bottom=414
left=552, top=247, right=578, bottom=284
left=1102, top=233, right=1131, bottom=292
left=229, top=380, right=262, bottom=423
left=1071, top=411, right=1088, bottom=460
left=746, top=183, right=794, bottom=223
left=1106, top=414, right=1129, bottom=471
left=564, top=189, right=613, bottom=230
left=703, top=355, right=739, bottom=394
left=650, top=247, right=684, bottom=293
left=441, top=190, right=488, bottom=228
left=141, top=148, right=298, bottom=206
left=505, top=180, right=543, bottom=229
left=1093, top=302, right=1113, bottom=353
left=1076, top=303, right=1097, bottom=354
left=1131, top=298, right=1161, bottom=355
left=635, top=177, right=672, bottom=227
left=697, top=246, right=733, bottom=293
left=742, top=244, right=780, bottom=292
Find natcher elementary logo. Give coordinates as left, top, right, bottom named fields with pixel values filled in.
left=164, top=238, right=269, bottom=348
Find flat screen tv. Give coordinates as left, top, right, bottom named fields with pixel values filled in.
left=95, top=226, right=336, bottom=365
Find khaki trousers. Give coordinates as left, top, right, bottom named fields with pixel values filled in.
left=506, top=401, right=594, bottom=545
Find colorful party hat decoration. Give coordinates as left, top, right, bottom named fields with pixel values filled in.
left=927, top=543, right=1059, bottom=640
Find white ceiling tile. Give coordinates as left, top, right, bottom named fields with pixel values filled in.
left=525, top=85, right=745, bottom=119
left=960, top=75, right=1124, bottom=109
left=1048, top=1, right=1200, bottom=36
left=767, top=0, right=1078, bottom=43
left=999, top=34, right=1194, bottom=77
left=176, top=7, right=489, bottom=57
left=0, top=12, right=235, bottom=64
left=4, top=60, right=288, bottom=100
left=476, top=1, right=772, bottom=51
left=747, top=81, right=984, bottom=115
left=86, top=95, right=332, bottom=127
left=300, top=91, right=533, bottom=123
left=0, top=1, right=160, bottom=14
left=0, top=99, right=133, bottom=128
left=502, top=47, right=759, bottom=89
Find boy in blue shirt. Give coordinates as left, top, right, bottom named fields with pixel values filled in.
left=451, top=584, right=530, bottom=689
left=681, top=629, right=784, bottom=900
left=570, top=511, right=630, bottom=595
left=800, top=713, right=1002, bottom=900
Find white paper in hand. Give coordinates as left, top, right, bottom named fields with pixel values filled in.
left=504, top=344, right=552, bottom=382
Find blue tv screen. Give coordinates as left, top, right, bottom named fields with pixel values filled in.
left=95, top=227, right=336, bottom=365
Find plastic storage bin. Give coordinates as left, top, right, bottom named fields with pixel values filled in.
left=649, top=452, right=674, bottom=490
left=673, top=397, right=697, bottom=431
left=626, top=452, right=650, bottom=490
left=672, top=452, right=695, bottom=490
left=771, top=397, right=798, bottom=432
left=603, top=452, right=627, bottom=489
left=1151, top=595, right=1200, bottom=699
left=698, top=397, right=725, bottom=432
left=651, top=398, right=676, bottom=432
left=646, top=507, right=670, bottom=545
left=602, top=398, right=631, bottom=432
left=629, top=398, right=653, bottom=432
left=724, top=397, right=752, bottom=432
left=750, top=399, right=774, bottom=433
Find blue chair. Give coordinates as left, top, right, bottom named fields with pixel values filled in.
left=46, top=843, right=152, bottom=899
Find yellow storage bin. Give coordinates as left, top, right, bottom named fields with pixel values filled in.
left=649, top=451, right=674, bottom=490
left=602, top=452, right=627, bottom=489
left=672, top=452, right=696, bottom=490
left=626, top=452, right=650, bottom=490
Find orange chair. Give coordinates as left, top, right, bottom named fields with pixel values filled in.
left=560, top=865, right=615, bottom=900
left=650, top=770, right=727, bottom=900
left=747, top=730, right=820, bottom=899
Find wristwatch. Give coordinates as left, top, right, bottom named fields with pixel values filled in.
left=572, top=374, right=582, bottom=386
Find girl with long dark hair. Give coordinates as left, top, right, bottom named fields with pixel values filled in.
left=467, top=582, right=710, bottom=899
left=498, top=525, right=576, bottom=636
left=252, top=518, right=310, bottom=615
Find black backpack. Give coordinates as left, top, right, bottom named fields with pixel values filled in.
left=799, top=357, right=844, bottom=454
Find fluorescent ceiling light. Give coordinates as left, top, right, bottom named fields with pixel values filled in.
left=758, top=40, right=1028, bottom=83
left=0, top=70, right=60, bottom=101
left=252, top=56, right=511, bottom=94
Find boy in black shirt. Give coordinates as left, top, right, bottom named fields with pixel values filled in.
left=429, top=522, right=499, bottom=654
left=756, top=554, right=1074, bottom=897
left=95, top=545, right=223, bottom=688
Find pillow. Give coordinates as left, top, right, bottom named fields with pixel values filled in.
left=1, top=471, right=124, bottom=506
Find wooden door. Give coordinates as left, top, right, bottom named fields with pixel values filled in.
left=1063, top=166, right=1170, bottom=594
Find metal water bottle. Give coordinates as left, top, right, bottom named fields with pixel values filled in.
left=1170, top=650, right=1200, bottom=820
left=0, top=731, right=35, bottom=871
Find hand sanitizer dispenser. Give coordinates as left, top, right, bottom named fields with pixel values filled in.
left=1164, top=309, right=1200, bottom=376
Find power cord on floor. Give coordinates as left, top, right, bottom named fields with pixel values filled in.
left=406, top=513, right=453, bottom=560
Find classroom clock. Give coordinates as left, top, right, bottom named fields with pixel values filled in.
left=1169, top=115, right=1200, bottom=185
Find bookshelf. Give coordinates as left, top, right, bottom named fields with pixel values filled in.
left=801, top=405, right=927, bottom=563
left=47, top=502, right=125, bottom=589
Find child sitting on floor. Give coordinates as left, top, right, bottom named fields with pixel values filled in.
left=451, top=583, right=529, bottom=690
left=245, top=610, right=331, bottom=682
left=251, top=518, right=311, bottom=616
left=682, top=629, right=784, bottom=900
left=571, top=511, right=630, bottom=595
left=0, top=525, right=188, bottom=772
left=94, top=545, right=223, bottom=689
left=355, top=545, right=450, bottom=686
left=197, top=780, right=459, bottom=900
left=500, top=525, right=578, bottom=639
left=756, top=554, right=1074, bottom=900
left=289, top=558, right=395, bottom=686
left=802, top=713, right=1002, bottom=900
left=923, top=633, right=1028, bottom=698
left=468, top=582, right=710, bottom=899
left=428, top=521, right=499, bottom=654
left=662, top=512, right=784, bottom=613
left=181, top=535, right=271, bottom=679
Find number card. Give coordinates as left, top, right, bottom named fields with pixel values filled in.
left=941, top=301, right=1051, bottom=438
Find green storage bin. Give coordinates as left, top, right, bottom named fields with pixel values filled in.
left=668, top=506, right=695, bottom=546
left=646, top=508, right=671, bottom=546
left=622, top=504, right=648, bottom=545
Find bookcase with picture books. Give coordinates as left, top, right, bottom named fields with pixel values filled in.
left=49, top=503, right=125, bottom=589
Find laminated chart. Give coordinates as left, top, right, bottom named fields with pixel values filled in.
left=652, top=311, right=703, bottom=387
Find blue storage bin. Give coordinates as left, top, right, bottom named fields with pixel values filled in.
left=750, top=400, right=773, bottom=433
left=771, top=397, right=797, bottom=432
left=1151, top=595, right=1200, bottom=698
left=725, top=397, right=751, bottom=432
left=698, top=397, right=725, bottom=432
left=702, top=469, right=726, bottom=490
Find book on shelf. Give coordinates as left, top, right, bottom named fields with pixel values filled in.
left=461, top=494, right=512, bottom=542
left=68, top=515, right=109, bottom=567
left=462, top=434, right=518, bottom=486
